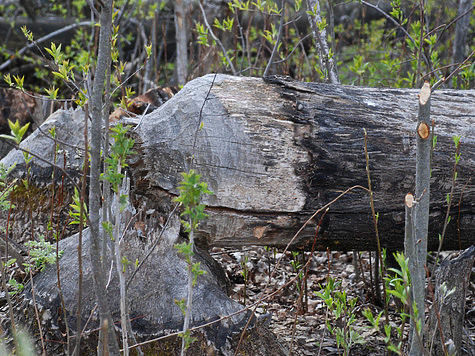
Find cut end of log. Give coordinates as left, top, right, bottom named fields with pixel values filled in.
left=417, top=122, right=430, bottom=140
left=419, top=82, right=431, bottom=105
left=405, top=193, right=414, bottom=208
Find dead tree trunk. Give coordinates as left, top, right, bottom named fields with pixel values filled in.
left=128, top=74, right=474, bottom=251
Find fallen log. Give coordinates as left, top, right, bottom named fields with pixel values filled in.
left=128, top=74, right=474, bottom=251
left=0, top=107, right=286, bottom=355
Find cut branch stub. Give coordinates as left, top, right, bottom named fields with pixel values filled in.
left=405, top=193, right=415, bottom=208
left=417, top=122, right=430, bottom=140
left=419, top=81, right=431, bottom=105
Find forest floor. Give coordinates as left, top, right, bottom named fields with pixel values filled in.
left=211, top=247, right=475, bottom=356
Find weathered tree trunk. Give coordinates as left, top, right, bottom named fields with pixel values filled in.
left=128, top=74, right=474, bottom=251
left=452, top=0, right=473, bottom=88
left=174, top=0, right=189, bottom=85
left=427, top=246, right=475, bottom=355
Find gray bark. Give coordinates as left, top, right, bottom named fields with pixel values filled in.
left=305, top=0, right=340, bottom=84
left=128, top=74, right=475, bottom=252
left=408, top=82, right=431, bottom=356
left=427, top=245, right=475, bottom=356
left=174, top=0, right=189, bottom=85
left=453, top=0, right=473, bottom=88
left=89, top=1, right=119, bottom=354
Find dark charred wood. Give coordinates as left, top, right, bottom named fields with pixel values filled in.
left=128, top=74, right=475, bottom=251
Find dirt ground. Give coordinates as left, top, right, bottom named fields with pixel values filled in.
left=211, top=247, right=475, bottom=355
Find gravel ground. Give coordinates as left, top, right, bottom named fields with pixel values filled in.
left=211, top=247, right=475, bottom=356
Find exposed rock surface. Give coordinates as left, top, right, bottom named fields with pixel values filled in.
left=5, top=216, right=286, bottom=355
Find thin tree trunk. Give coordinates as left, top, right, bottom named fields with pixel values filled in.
left=305, top=0, right=339, bottom=84
left=174, top=0, right=188, bottom=85
left=452, top=0, right=472, bottom=88
left=408, top=82, right=431, bottom=356
left=89, top=0, right=119, bottom=354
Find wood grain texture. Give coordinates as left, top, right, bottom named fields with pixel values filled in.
left=129, top=74, right=475, bottom=251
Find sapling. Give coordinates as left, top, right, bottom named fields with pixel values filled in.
left=173, top=169, right=212, bottom=354
left=314, top=276, right=365, bottom=356
left=240, top=253, right=250, bottom=305
left=100, top=123, right=135, bottom=354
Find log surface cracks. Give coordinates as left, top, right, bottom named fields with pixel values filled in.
left=130, top=74, right=474, bottom=251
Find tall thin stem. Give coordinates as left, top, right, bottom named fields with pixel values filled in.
left=89, top=0, right=119, bottom=354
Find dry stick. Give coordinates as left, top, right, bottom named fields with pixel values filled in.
left=434, top=138, right=461, bottom=265
left=432, top=49, right=475, bottom=91
left=179, top=75, right=217, bottom=354
left=289, top=208, right=329, bottom=355
left=55, top=216, right=72, bottom=350
left=118, top=211, right=143, bottom=356
left=420, top=62, right=466, bottom=82
left=456, top=178, right=471, bottom=250
left=425, top=265, right=448, bottom=356
left=0, top=21, right=92, bottom=72
left=22, top=141, right=46, bottom=356
left=317, top=248, right=333, bottom=356
left=27, top=252, right=47, bottom=355
left=125, top=204, right=179, bottom=291
left=191, top=73, right=217, bottom=162
left=126, top=262, right=308, bottom=352
left=359, top=1, right=439, bottom=81
left=0, top=139, right=82, bottom=195
left=433, top=5, right=474, bottom=50
left=272, top=33, right=312, bottom=65
left=55, top=153, right=71, bottom=353
left=114, top=165, right=129, bottom=356
left=197, top=1, right=237, bottom=75
left=363, top=129, right=388, bottom=325
left=233, top=185, right=369, bottom=355
left=305, top=0, right=340, bottom=84
left=263, top=0, right=286, bottom=77
left=1, top=202, right=17, bottom=342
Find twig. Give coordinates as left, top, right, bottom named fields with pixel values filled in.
left=435, top=137, right=461, bottom=264
left=289, top=208, right=329, bottom=355
left=305, top=0, right=340, bottom=84
left=425, top=265, right=448, bottom=356
left=72, top=105, right=89, bottom=356
left=432, top=49, right=475, bottom=91
left=27, top=253, right=47, bottom=355
left=0, top=139, right=82, bottom=195
left=234, top=185, right=369, bottom=355
left=126, top=204, right=179, bottom=290
left=263, top=0, right=286, bottom=77
left=456, top=178, right=471, bottom=250
left=415, top=0, right=424, bottom=87
left=359, top=1, right=440, bottom=81
left=363, top=128, right=388, bottom=324
left=1, top=201, right=17, bottom=342
left=125, top=243, right=328, bottom=352
left=197, top=1, right=237, bottom=75
left=0, top=21, right=92, bottom=72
